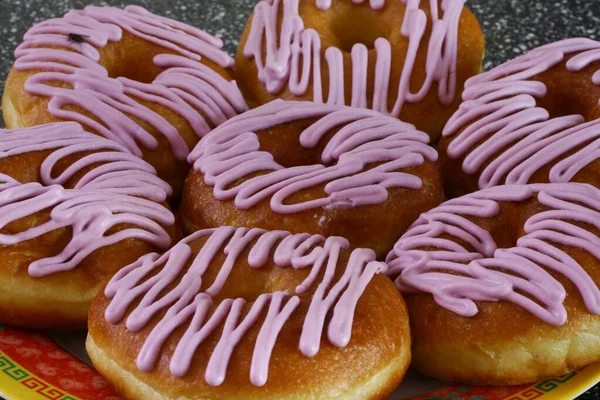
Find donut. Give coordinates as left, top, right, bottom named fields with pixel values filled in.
left=181, top=100, right=442, bottom=258
left=0, top=122, right=176, bottom=329
left=385, top=183, right=600, bottom=385
left=235, top=0, right=485, bottom=141
left=440, top=38, right=600, bottom=197
left=3, top=5, right=248, bottom=195
left=86, top=225, right=410, bottom=399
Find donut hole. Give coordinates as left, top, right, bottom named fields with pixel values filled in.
left=534, top=61, right=600, bottom=122
left=493, top=199, right=538, bottom=250
left=328, top=7, right=390, bottom=52
left=98, top=30, right=231, bottom=85
left=106, top=60, right=161, bottom=84
left=255, top=120, right=340, bottom=168
left=535, top=88, right=598, bottom=121
left=441, top=199, right=533, bottom=258
left=100, top=31, right=166, bottom=84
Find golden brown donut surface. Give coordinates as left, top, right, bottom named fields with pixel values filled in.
left=235, top=0, right=485, bottom=141
left=181, top=100, right=443, bottom=258
left=440, top=39, right=600, bottom=198
left=87, top=226, right=410, bottom=399
left=0, top=122, right=176, bottom=329
left=386, top=183, right=600, bottom=385
left=2, top=5, right=248, bottom=195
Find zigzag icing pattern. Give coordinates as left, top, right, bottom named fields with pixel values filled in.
left=386, top=183, right=600, bottom=325
left=188, top=100, right=438, bottom=213
left=104, top=226, right=385, bottom=386
left=0, top=123, right=174, bottom=277
left=244, top=0, right=464, bottom=115
left=443, top=38, right=600, bottom=188
left=15, top=5, right=248, bottom=159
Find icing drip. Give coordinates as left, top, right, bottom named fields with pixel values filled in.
left=386, top=183, right=600, bottom=325
left=0, top=123, right=175, bottom=277
left=443, top=38, right=600, bottom=189
left=104, top=226, right=385, bottom=386
left=243, top=0, right=464, bottom=115
left=188, top=100, right=438, bottom=214
left=14, top=6, right=248, bottom=159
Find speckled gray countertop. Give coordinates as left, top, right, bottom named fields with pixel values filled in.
left=0, top=0, right=598, bottom=399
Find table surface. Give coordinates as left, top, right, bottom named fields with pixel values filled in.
left=0, top=0, right=598, bottom=399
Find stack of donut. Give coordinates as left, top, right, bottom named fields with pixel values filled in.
left=3, top=0, right=600, bottom=399
left=390, top=37, right=600, bottom=386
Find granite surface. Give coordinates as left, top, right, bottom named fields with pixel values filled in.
left=0, top=0, right=599, bottom=398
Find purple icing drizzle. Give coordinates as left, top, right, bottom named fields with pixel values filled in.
left=14, top=6, right=247, bottom=159
left=0, top=123, right=174, bottom=277
left=243, top=0, right=464, bottom=116
left=316, top=0, right=386, bottom=10
left=443, top=38, right=600, bottom=188
left=104, top=226, right=385, bottom=386
left=188, top=100, right=438, bottom=214
left=0, top=122, right=172, bottom=201
left=386, top=183, right=600, bottom=326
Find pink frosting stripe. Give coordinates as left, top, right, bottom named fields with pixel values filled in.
left=14, top=6, right=248, bottom=159
left=243, top=0, right=464, bottom=116
left=0, top=123, right=174, bottom=277
left=443, top=38, right=600, bottom=188
left=386, top=183, right=600, bottom=325
left=104, top=226, right=385, bottom=386
left=187, top=100, right=438, bottom=214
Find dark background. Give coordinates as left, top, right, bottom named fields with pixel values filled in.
left=0, top=0, right=598, bottom=398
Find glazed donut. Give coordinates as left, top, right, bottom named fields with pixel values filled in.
left=3, top=5, right=248, bottom=195
left=87, top=225, right=410, bottom=399
left=235, top=0, right=485, bottom=141
left=181, top=100, right=442, bottom=258
left=440, top=38, right=600, bottom=197
left=0, top=122, right=176, bottom=329
left=386, top=183, right=600, bottom=386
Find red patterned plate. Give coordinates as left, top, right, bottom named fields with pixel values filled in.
left=0, top=325, right=597, bottom=400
